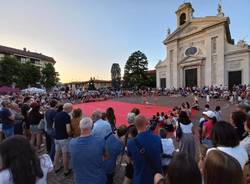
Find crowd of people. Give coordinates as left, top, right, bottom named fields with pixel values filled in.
left=0, top=88, right=250, bottom=184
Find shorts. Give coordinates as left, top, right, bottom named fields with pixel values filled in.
left=2, top=127, right=14, bottom=138
left=55, top=139, right=69, bottom=153
left=0, top=124, right=2, bottom=132
left=30, top=125, right=43, bottom=134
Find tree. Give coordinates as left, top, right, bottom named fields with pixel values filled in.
left=18, top=62, right=41, bottom=88
left=88, top=77, right=96, bottom=90
left=123, top=51, right=148, bottom=89
left=147, top=73, right=156, bottom=88
left=0, top=56, right=21, bottom=86
left=41, top=63, right=59, bottom=89
left=111, top=63, right=121, bottom=90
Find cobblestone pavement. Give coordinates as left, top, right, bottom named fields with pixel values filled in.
left=48, top=95, right=235, bottom=184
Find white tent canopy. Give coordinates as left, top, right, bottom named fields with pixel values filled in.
left=21, top=87, right=46, bottom=94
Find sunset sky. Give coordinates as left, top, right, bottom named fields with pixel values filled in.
left=0, top=0, right=249, bottom=83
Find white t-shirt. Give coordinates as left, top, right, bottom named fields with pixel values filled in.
left=180, top=123, right=193, bottom=134
left=0, top=154, right=53, bottom=184
left=208, top=146, right=248, bottom=169
left=240, top=135, right=250, bottom=155
left=161, top=138, right=175, bottom=166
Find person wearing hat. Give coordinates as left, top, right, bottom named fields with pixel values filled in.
left=202, top=111, right=217, bottom=148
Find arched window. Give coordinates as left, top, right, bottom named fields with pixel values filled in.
left=180, top=13, right=186, bottom=26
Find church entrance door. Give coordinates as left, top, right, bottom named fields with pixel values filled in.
left=185, top=68, right=197, bottom=87
left=228, top=71, right=242, bottom=89
left=160, top=78, right=166, bottom=89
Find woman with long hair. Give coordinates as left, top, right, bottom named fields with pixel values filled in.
left=230, top=111, right=247, bottom=140
left=204, top=150, right=244, bottom=184
left=71, top=108, right=82, bottom=137
left=165, top=152, right=202, bottom=184
left=106, top=107, right=116, bottom=131
left=177, top=111, right=196, bottom=159
left=28, top=102, right=44, bottom=150
left=0, top=135, right=53, bottom=184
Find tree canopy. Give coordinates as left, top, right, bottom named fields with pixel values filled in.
left=111, top=63, right=121, bottom=90
left=0, top=56, right=59, bottom=89
left=0, top=56, right=21, bottom=86
left=41, top=63, right=59, bottom=89
left=123, top=50, right=148, bottom=89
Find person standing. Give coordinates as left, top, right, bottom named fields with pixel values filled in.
left=0, top=101, right=15, bottom=138
left=177, top=111, right=196, bottom=159
left=54, top=103, right=72, bottom=176
left=44, top=99, right=58, bottom=160
left=127, top=115, right=162, bottom=184
left=92, top=110, right=112, bottom=139
left=71, top=108, right=82, bottom=138
left=28, top=102, right=44, bottom=150
left=70, top=117, right=108, bottom=184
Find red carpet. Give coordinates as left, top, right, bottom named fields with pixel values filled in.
left=73, top=100, right=173, bottom=127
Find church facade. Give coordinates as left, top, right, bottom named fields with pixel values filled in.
left=155, top=2, right=250, bottom=89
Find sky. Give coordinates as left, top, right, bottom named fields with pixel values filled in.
left=0, top=0, right=249, bottom=83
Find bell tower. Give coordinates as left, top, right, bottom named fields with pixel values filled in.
left=176, top=2, right=194, bottom=28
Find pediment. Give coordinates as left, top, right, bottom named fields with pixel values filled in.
left=178, top=55, right=205, bottom=65
left=155, top=60, right=167, bottom=68
left=164, top=17, right=229, bottom=44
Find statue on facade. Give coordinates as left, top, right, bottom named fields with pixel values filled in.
left=217, top=0, right=224, bottom=17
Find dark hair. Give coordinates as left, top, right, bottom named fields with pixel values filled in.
left=101, top=112, right=107, bottom=120
left=131, top=108, right=140, bottom=116
left=186, top=102, right=190, bottom=109
left=211, top=121, right=239, bottom=147
left=205, top=104, right=210, bottom=109
left=125, top=124, right=138, bottom=146
left=159, top=128, right=166, bottom=138
left=164, top=114, right=169, bottom=119
left=178, top=111, right=191, bottom=125
left=246, top=115, right=250, bottom=130
left=72, top=108, right=82, bottom=119
left=117, top=125, right=128, bottom=137
left=215, top=106, right=220, bottom=111
left=49, top=99, right=57, bottom=107
left=23, top=96, right=31, bottom=103
left=0, top=135, right=43, bottom=184
left=106, top=107, right=116, bottom=130
left=57, top=104, right=63, bottom=112
left=166, top=152, right=202, bottom=184
left=231, top=111, right=247, bottom=128
left=165, top=124, right=175, bottom=132
left=204, top=150, right=244, bottom=184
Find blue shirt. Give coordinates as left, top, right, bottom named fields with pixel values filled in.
left=92, top=119, right=112, bottom=139
left=128, top=131, right=162, bottom=184
left=0, top=108, right=13, bottom=129
left=103, top=134, right=124, bottom=174
left=69, top=135, right=107, bottom=184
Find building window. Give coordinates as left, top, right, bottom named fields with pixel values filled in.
left=211, top=37, right=217, bottom=54
left=180, top=13, right=186, bottom=26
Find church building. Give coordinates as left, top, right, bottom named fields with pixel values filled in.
left=155, top=2, right=250, bottom=89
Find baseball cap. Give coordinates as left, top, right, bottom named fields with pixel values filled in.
left=202, top=110, right=216, bottom=118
